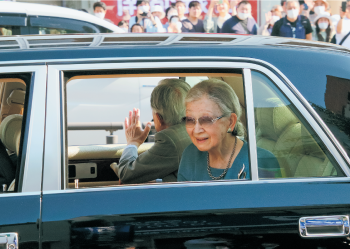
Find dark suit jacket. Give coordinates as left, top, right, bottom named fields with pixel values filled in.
left=112, top=124, right=191, bottom=184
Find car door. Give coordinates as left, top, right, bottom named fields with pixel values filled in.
left=41, top=59, right=350, bottom=249
left=0, top=65, right=46, bottom=249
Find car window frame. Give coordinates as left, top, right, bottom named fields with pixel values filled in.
left=43, top=58, right=350, bottom=193
left=0, top=65, right=46, bottom=194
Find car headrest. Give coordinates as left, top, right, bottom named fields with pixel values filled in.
left=7, top=89, right=25, bottom=106
left=256, top=98, right=299, bottom=141
left=301, top=125, right=326, bottom=160
left=0, top=114, right=22, bottom=154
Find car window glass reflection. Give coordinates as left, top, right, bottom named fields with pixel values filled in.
left=251, top=70, right=345, bottom=179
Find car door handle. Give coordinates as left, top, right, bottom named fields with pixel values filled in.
left=0, top=233, right=18, bottom=249
left=299, top=215, right=350, bottom=238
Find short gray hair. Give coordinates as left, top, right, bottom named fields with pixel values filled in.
left=185, top=78, right=245, bottom=137
left=151, top=78, right=190, bottom=126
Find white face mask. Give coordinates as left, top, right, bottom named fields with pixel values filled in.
left=95, top=12, right=105, bottom=19
left=237, top=12, right=249, bottom=20
left=318, top=21, right=328, bottom=29
left=138, top=5, right=150, bottom=13
left=314, top=6, right=325, bottom=15
left=171, top=17, right=179, bottom=23
left=287, top=9, right=299, bottom=19
left=271, top=15, right=280, bottom=24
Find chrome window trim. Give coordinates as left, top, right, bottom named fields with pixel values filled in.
left=243, top=68, right=258, bottom=181
left=0, top=66, right=46, bottom=193
left=0, top=191, right=41, bottom=197
left=43, top=58, right=350, bottom=191
left=43, top=177, right=350, bottom=195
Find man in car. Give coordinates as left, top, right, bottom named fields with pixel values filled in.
left=271, top=0, right=313, bottom=40
left=181, top=1, right=205, bottom=32
left=220, top=1, right=258, bottom=34
left=110, top=79, right=192, bottom=184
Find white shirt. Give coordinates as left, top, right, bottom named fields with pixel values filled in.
left=336, top=16, right=350, bottom=46
left=217, top=14, right=231, bottom=29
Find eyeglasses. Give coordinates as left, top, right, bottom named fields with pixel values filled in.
left=182, top=115, right=225, bottom=128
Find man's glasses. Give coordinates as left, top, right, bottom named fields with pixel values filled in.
left=182, top=115, right=225, bottom=128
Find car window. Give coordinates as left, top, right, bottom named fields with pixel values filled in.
left=29, top=16, right=101, bottom=34
left=65, top=72, right=248, bottom=189
left=0, top=78, right=29, bottom=193
left=251, top=70, right=345, bottom=179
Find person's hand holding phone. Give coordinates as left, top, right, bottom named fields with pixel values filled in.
left=340, top=1, right=348, bottom=18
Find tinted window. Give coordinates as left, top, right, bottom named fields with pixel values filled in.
left=29, top=16, right=100, bottom=33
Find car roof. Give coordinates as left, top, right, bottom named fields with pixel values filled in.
left=0, top=1, right=123, bottom=33
left=0, top=33, right=349, bottom=65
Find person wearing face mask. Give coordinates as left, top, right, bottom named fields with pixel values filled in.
left=181, top=1, right=205, bottom=33
left=93, top=2, right=113, bottom=23
left=128, top=0, right=164, bottom=33
left=271, top=0, right=313, bottom=40
left=118, top=21, right=129, bottom=33
left=163, top=7, right=179, bottom=31
left=336, top=0, right=350, bottom=48
left=221, top=1, right=257, bottom=34
left=258, top=5, right=283, bottom=36
left=168, top=15, right=182, bottom=33
left=312, top=13, right=334, bottom=42
left=309, top=0, right=329, bottom=23
left=204, top=0, right=232, bottom=33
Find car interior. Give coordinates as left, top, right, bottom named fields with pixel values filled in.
left=0, top=70, right=344, bottom=193
left=63, top=71, right=344, bottom=189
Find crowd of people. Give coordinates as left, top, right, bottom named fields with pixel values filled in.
left=92, top=0, right=350, bottom=48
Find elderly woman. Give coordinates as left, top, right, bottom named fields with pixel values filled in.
left=178, top=79, right=280, bottom=181
left=111, top=79, right=192, bottom=184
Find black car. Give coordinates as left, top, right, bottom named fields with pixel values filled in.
left=0, top=33, right=350, bottom=249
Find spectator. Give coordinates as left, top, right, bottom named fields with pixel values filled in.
left=336, top=0, right=350, bottom=48
left=258, top=5, right=283, bottom=36
left=168, top=15, right=182, bottom=33
left=181, top=1, right=205, bottom=33
left=151, top=5, right=166, bottom=21
left=204, top=0, right=231, bottom=33
left=128, top=0, right=164, bottom=33
left=93, top=2, right=112, bottom=23
left=118, top=21, right=129, bottom=33
left=312, top=12, right=334, bottom=42
left=131, top=23, right=144, bottom=33
left=221, top=1, right=257, bottom=34
left=110, top=79, right=192, bottom=184
left=230, top=0, right=242, bottom=16
left=309, top=0, right=328, bottom=23
left=175, top=1, right=187, bottom=21
left=164, top=7, right=179, bottom=31
left=271, top=0, right=313, bottom=40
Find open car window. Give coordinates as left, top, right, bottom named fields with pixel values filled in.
left=65, top=72, right=249, bottom=188
left=0, top=77, right=29, bottom=193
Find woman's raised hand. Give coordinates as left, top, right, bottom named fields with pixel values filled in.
left=124, top=108, right=152, bottom=147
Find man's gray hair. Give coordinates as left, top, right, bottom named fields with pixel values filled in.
left=151, top=78, right=191, bottom=126
left=185, top=78, right=245, bottom=137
